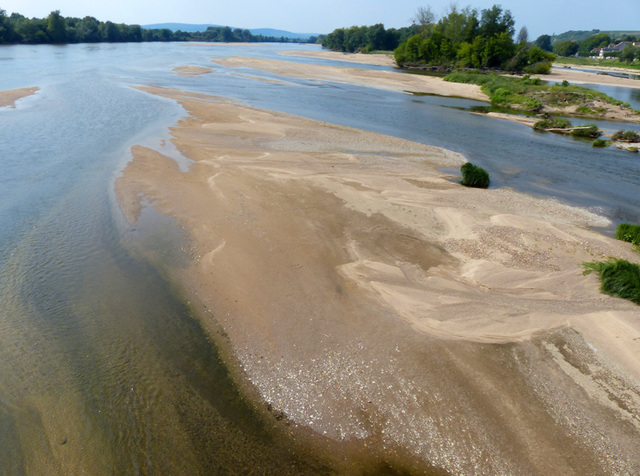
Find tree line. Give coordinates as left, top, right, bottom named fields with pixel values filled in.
left=0, top=9, right=316, bottom=44
left=322, top=5, right=555, bottom=73
left=321, top=23, right=418, bottom=53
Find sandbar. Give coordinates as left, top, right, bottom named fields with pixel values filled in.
left=281, top=49, right=397, bottom=67
left=116, top=84, right=640, bottom=473
left=172, top=65, right=215, bottom=76
left=0, top=86, right=39, bottom=108
left=211, top=56, right=488, bottom=100
left=549, top=64, right=640, bottom=89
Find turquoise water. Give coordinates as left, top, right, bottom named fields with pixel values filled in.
left=1, top=42, right=639, bottom=472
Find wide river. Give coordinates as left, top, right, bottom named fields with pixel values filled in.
left=1, top=42, right=639, bottom=473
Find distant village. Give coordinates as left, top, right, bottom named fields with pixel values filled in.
left=593, top=40, right=640, bottom=58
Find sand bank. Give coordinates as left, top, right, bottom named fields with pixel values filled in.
left=172, top=65, right=215, bottom=76
left=117, top=85, right=640, bottom=473
left=281, top=49, right=397, bottom=67
left=0, top=86, right=39, bottom=108
left=550, top=65, right=640, bottom=89
left=211, top=56, right=488, bottom=100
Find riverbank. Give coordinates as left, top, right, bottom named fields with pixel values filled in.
left=0, top=86, right=39, bottom=108
left=117, top=84, right=640, bottom=473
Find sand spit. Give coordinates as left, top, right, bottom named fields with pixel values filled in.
left=550, top=65, right=640, bottom=90
left=172, top=65, right=215, bottom=76
left=281, top=50, right=397, bottom=67
left=211, top=56, right=488, bottom=100
left=117, top=85, right=640, bottom=474
left=0, top=86, right=39, bottom=108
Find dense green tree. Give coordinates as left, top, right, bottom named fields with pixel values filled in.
left=439, top=6, right=478, bottom=44
left=75, top=16, right=101, bottom=42
left=478, top=5, right=514, bottom=38
left=0, top=9, right=17, bottom=42
left=394, top=4, right=528, bottom=71
left=578, top=33, right=611, bottom=56
left=554, top=40, right=579, bottom=56
left=534, top=34, right=552, bottom=52
left=620, top=44, right=638, bottom=63
left=322, top=24, right=415, bottom=53
left=46, top=10, right=66, bottom=43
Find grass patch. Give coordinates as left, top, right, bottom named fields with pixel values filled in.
left=615, top=223, right=640, bottom=246
left=444, top=71, right=637, bottom=115
left=460, top=162, right=490, bottom=188
left=592, top=138, right=610, bottom=147
left=584, top=259, right=640, bottom=305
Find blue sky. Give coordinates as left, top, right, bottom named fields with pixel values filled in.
left=3, top=0, right=639, bottom=38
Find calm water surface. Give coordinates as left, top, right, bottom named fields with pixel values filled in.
left=1, top=42, right=639, bottom=472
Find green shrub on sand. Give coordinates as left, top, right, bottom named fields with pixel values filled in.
left=570, top=124, right=601, bottom=139
left=612, top=130, right=640, bottom=142
left=615, top=223, right=640, bottom=246
left=460, top=162, right=490, bottom=188
left=592, top=138, right=609, bottom=148
left=584, top=259, right=640, bottom=305
left=533, top=117, right=572, bottom=130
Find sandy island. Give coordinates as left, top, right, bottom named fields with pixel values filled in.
left=0, top=86, right=39, bottom=108
left=172, top=65, right=215, bottom=76
left=116, top=76, right=640, bottom=473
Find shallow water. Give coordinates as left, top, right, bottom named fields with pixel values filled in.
left=1, top=42, right=640, bottom=472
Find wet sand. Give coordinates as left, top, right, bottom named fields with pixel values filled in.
left=173, top=65, right=215, bottom=76
left=116, top=82, right=640, bottom=473
left=0, top=87, right=39, bottom=108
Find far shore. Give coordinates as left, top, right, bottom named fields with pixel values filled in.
left=0, top=86, right=39, bottom=108
left=116, top=80, right=640, bottom=473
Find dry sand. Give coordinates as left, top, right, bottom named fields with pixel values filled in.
left=281, top=49, right=397, bottom=67
left=116, top=84, right=640, bottom=474
left=211, top=56, right=488, bottom=100
left=0, top=86, right=39, bottom=108
left=550, top=65, right=640, bottom=89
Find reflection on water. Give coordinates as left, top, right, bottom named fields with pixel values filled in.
left=1, top=42, right=640, bottom=472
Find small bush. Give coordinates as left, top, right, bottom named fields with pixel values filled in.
left=524, top=61, right=552, bottom=74
left=533, top=117, right=572, bottom=130
left=612, top=130, right=640, bottom=142
left=616, top=223, right=640, bottom=246
left=570, top=124, right=601, bottom=138
left=629, top=147, right=639, bottom=153
left=460, top=162, right=490, bottom=188
left=592, top=138, right=610, bottom=147
left=584, top=259, right=640, bottom=304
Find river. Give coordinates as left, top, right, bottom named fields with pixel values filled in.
left=1, top=42, right=639, bottom=473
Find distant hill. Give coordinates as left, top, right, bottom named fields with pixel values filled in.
left=142, top=23, right=320, bottom=40
left=552, top=30, right=640, bottom=44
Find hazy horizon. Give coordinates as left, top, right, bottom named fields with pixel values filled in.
left=3, top=0, right=640, bottom=40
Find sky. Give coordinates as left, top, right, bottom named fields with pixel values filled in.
left=2, top=0, right=640, bottom=39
